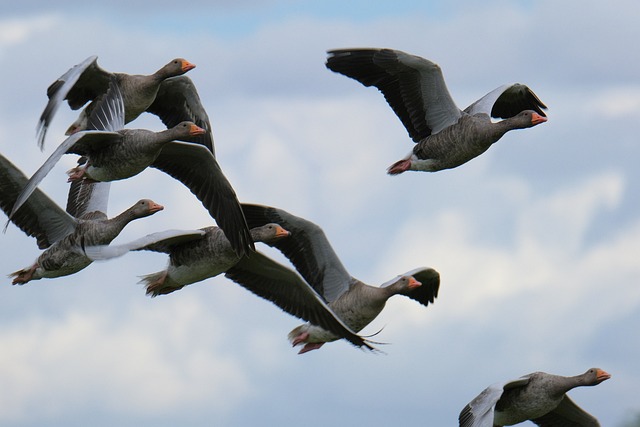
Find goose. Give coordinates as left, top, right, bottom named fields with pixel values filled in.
left=86, top=223, right=290, bottom=297
left=14, top=80, right=254, bottom=257
left=326, top=48, right=547, bottom=174
left=84, top=222, right=375, bottom=351
left=0, top=153, right=164, bottom=285
left=459, top=368, right=611, bottom=426
left=235, top=203, right=440, bottom=354
left=36, top=56, right=216, bottom=152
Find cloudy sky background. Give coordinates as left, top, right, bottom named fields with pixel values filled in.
left=1, top=1, right=639, bottom=426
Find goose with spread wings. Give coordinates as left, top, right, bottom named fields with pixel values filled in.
left=326, top=48, right=547, bottom=174
left=0, top=153, right=164, bottom=285
left=36, top=56, right=218, bottom=152
left=233, top=203, right=440, bottom=354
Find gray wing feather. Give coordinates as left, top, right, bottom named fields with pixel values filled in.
left=85, top=78, right=125, bottom=132
left=459, top=377, right=531, bottom=427
left=464, top=83, right=547, bottom=119
left=9, top=130, right=120, bottom=220
left=326, top=48, right=462, bottom=141
left=395, top=50, right=462, bottom=134
left=65, top=79, right=124, bottom=217
left=84, top=229, right=206, bottom=260
left=532, top=395, right=600, bottom=427
left=152, top=141, right=253, bottom=258
left=147, top=76, right=215, bottom=155
left=66, top=180, right=111, bottom=218
left=240, top=204, right=352, bottom=303
left=0, top=154, right=77, bottom=249
left=36, top=55, right=99, bottom=150
left=225, top=252, right=373, bottom=350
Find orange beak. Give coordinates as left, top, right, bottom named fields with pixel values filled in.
left=275, top=225, right=291, bottom=238
left=182, top=60, right=196, bottom=72
left=531, top=112, right=547, bottom=126
left=148, top=201, right=164, bottom=213
left=596, top=369, right=611, bottom=383
left=407, top=276, right=422, bottom=290
left=189, top=124, right=206, bottom=136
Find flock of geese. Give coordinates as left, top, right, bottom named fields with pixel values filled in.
left=1, top=48, right=610, bottom=426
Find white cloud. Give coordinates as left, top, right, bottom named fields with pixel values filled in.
left=0, top=296, right=252, bottom=422
left=0, top=15, right=59, bottom=48
left=586, top=86, right=640, bottom=119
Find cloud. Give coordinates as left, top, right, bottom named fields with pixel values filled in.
left=0, top=2, right=639, bottom=426
left=0, top=15, right=59, bottom=48
left=0, top=296, right=253, bottom=423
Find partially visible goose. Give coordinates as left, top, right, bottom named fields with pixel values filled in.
left=84, top=222, right=374, bottom=351
left=326, top=48, right=548, bottom=174
left=14, top=80, right=254, bottom=257
left=236, top=203, right=440, bottom=354
left=36, top=56, right=209, bottom=151
left=459, top=368, right=611, bottom=427
left=0, top=153, right=164, bottom=285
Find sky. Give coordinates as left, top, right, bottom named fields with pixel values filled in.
left=0, top=1, right=639, bottom=426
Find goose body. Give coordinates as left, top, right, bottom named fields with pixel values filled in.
left=459, top=368, right=611, bottom=426
left=0, top=151, right=163, bottom=285
left=325, top=48, right=547, bottom=174
left=236, top=204, right=440, bottom=353
left=65, top=122, right=207, bottom=182
left=11, top=200, right=163, bottom=284
left=89, top=224, right=290, bottom=297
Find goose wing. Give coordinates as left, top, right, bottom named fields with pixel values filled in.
left=37, top=56, right=112, bottom=149
left=326, top=48, right=462, bottom=141
left=225, top=251, right=374, bottom=350
left=147, top=76, right=215, bottom=155
left=240, top=204, right=352, bottom=303
left=0, top=154, right=76, bottom=249
left=151, top=141, right=253, bottom=257
left=464, top=83, right=547, bottom=119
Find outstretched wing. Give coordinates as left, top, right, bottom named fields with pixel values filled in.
left=532, top=395, right=601, bottom=427
left=225, top=251, right=374, bottom=351
left=147, top=76, right=215, bottom=155
left=240, top=203, right=352, bottom=303
left=326, top=48, right=462, bottom=141
left=0, top=154, right=76, bottom=249
left=151, top=141, right=253, bottom=257
left=37, top=56, right=111, bottom=149
left=84, top=229, right=206, bottom=260
left=464, top=83, right=547, bottom=119
left=459, top=377, right=530, bottom=427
